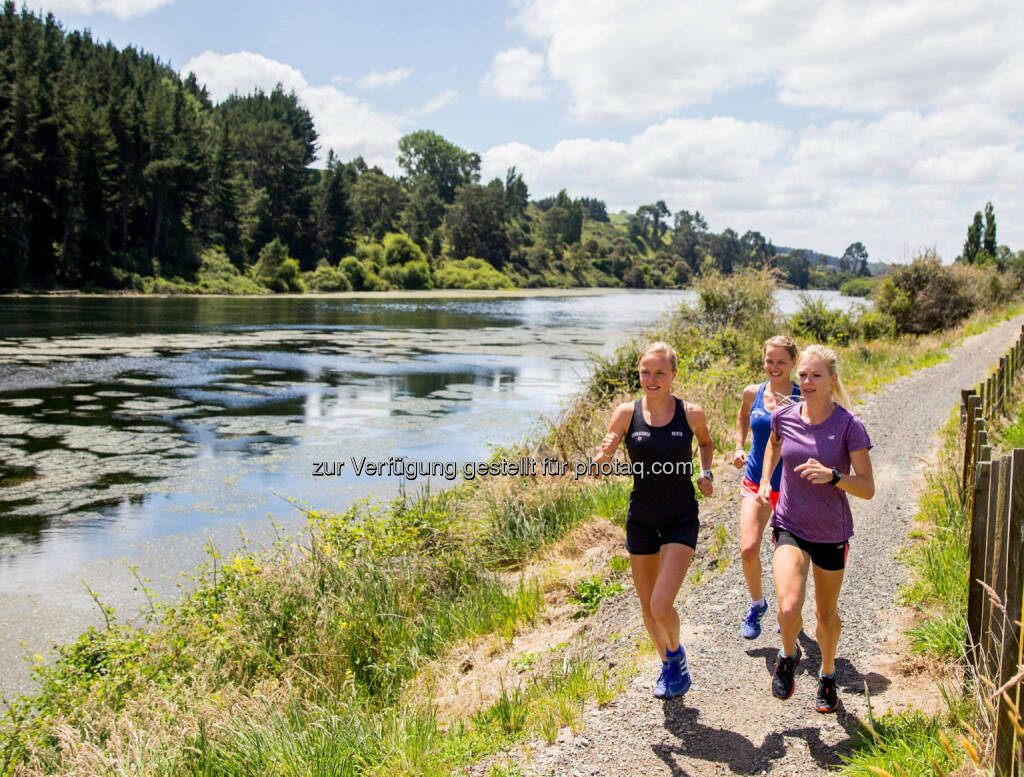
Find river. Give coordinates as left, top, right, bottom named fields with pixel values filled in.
left=0, top=288, right=863, bottom=697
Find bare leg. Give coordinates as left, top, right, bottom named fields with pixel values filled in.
left=812, top=564, right=845, bottom=675
left=773, top=543, right=809, bottom=656
left=739, top=497, right=773, bottom=602
left=630, top=543, right=694, bottom=658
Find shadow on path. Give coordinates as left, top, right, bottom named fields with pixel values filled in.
left=651, top=633, right=892, bottom=775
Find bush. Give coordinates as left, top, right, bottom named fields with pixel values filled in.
left=692, top=267, right=777, bottom=334
left=354, top=241, right=386, bottom=271
left=383, top=233, right=426, bottom=266
left=305, top=261, right=352, bottom=292
left=381, top=259, right=433, bottom=290
left=435, top=257, right=515, bottom=289
left=197, top=248, right=266, bottom=294
left=790, top=293, right=858, bottom=345
left=340, top=256, right=389, bottom=291
left=877, top=253, right=973, bottom=333
left=839, top=276, right=882, bottom=298
left=856, top=309, right=897, bottom=340
left=254, top=238, right=304, bottom=293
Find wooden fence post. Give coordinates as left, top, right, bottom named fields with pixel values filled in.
left=965, top=395, right=980, bottom=492
left=968, top=460, right=993, bottom=665
left=999, top=358, right=1006, bottom=415
left=982, top=458, right=1003, bottom=676
left=990, top=457, right=1011, bottom=678
left=995, top=450, right=1024, bottom=777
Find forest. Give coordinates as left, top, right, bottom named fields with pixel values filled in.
left=0, top=4, right=883, bottom=294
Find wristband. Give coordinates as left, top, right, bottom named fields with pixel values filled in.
left=701, top=469, right=713, bottom=481
left=829, top=467, right=841, bottom=485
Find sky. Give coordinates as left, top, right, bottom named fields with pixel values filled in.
left=26, top=0, right=1024, bottom=263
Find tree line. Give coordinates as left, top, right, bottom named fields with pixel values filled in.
left=0, top=5, right=871, bottom=293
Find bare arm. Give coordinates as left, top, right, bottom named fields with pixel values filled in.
left=732, top=385, right=756, bottom=469
left=593, top=403, right=633, bottom=463
left=794, top=449, right=875, bottom=499
left=685, top=403, right=715, bottom=497
left=756, top=430, right=782, bottom=505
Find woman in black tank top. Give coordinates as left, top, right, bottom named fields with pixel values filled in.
left=594, top=342, right=715, bottom=700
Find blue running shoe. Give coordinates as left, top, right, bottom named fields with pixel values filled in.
left=664, top=646, right=692, bottom=698
left=741, top=600, right=770, bottom=639
left=653, top=661, right=670, bottom=698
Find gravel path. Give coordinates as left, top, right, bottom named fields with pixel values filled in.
left=473, top=315, right=1024, bottom=777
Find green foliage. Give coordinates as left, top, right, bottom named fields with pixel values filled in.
left=856, top=309, right=896, bottom=340
left=877, top=253, right=974, bottom=334
left=397, top=130, right=481, bottom=204
left=435, top=257, right=515, bottom=289
left=196, top=247, right=267, bottom=294
left=254, top=238, right=304, bottom=292
left=839, top=275, right=881, bottom=297
left=339, top=255, right=388, bottom=291
left=840, top=709, right=963, bottom=777
left=305, top=261, right=353, bottom=292
left=383, top=232, right=426, bottom=265
left=791, top=294, right=858, bottom=345
left=567, top=577, right=624, bottom=619
left=382, top=259, right=433, bottom=290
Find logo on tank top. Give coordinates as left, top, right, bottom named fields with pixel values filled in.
left=671, top=431, right=684, bottom=436
left=632, top=431, right=650, bottom=439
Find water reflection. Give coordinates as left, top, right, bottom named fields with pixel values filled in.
left=0, top=290, right=864, bottom=563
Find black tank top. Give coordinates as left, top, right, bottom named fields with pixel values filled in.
left=623, top=397, right=697, bottom=526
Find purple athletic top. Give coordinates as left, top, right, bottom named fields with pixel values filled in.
left=770, top=403, right=873, bottom=544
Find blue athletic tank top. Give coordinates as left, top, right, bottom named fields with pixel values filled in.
left=744, top=381, right=800, bottom=491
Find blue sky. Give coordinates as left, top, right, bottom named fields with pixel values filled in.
left=27, top=0, right=1024, bottom=263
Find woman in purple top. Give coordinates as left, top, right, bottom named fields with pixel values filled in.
left=756, top=344, right=875, bottom=713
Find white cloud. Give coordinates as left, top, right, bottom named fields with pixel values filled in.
left=411, top=90, right=459, bottom=115
left=356, top=67, right=414, bottom=90
left=511, top=0, right=1024, bottom=119
left=481, top=106, right=1024, bottom=261
left=182, top=51, right=409, bottom=170
left=32, top=0, right=171, bottom=20
left=481, top=48, right=548, bottom=100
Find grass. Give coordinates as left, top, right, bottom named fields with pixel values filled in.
left=840, top=332, right=1024, bottom=776
left=5, top=270, right=1023, bottom=776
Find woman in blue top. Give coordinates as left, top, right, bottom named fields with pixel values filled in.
left=731, top=335, right=799, bottom=639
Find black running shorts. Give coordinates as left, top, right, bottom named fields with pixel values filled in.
left=626, top=515, right=699, bottom=555
left=772, top=527, right=849, bottom=571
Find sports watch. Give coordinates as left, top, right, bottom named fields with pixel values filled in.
left=829, top=467, right=841, bottom=485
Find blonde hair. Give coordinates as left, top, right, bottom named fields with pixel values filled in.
left=639, top=341, right=677, bottom=372
left=799, top=344, right=851, bottom=407
left=764, top=335, right=798, bottom=361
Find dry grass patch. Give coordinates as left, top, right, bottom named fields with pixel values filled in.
left=410, top=519, right=626, bottom=723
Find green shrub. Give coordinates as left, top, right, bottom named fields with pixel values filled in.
left=383, top=233, right=426, bottom=265
left=382, top=259, right=433, bottom=290
left=340, top=255, right=389, bottom=291
left=197, top=247, right=267, bottom=294
left=354, top=240, right=386, bottom=271
left=254, top=238, right=304, bottom=293
left=435, top=257, right=515, bottom=289
left=790, top=293, right=858, bottom=345
left=856, top=309, right=896, bottom=340
left=839, top=276, right=881, bottom=298
left=305, top=261, right=353, bottom=292
left=877, top=253, right=974, bottom=334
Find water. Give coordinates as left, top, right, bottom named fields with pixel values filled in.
left=0, top=288, right=863, bottom=696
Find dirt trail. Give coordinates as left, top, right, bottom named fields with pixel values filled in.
left=473, top=315, right=1024, bottom=777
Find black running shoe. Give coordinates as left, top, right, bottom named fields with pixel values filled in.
left=815, top=674, right=839, bottom=712
left=771, top=644, right=801, bottom=700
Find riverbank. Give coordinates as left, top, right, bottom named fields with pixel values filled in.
left=2, top=272, right=1021, bottom=774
